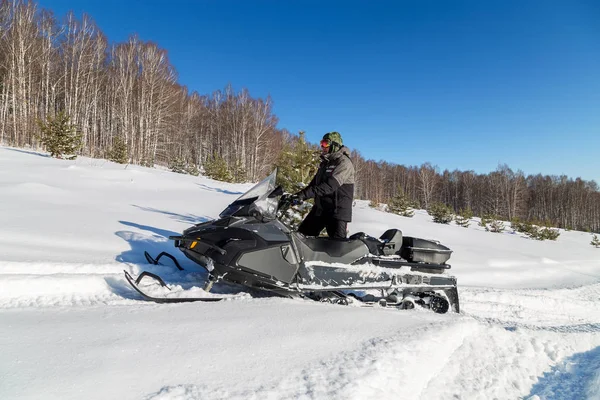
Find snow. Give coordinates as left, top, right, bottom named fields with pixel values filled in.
left=2, top=146, right=600, bottom=399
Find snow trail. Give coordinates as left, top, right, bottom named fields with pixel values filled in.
left=143, top=317, right=600, bottom=400
left=0, top=260, right=215, bottom=308
left=3, top=147, right=600, bottom=399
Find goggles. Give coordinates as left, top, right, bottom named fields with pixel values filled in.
left=320, top=139, right=331, bottom=149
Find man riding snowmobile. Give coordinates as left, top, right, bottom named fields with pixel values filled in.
left=291, top=132, right=354, bottom=239
left=127, top=168, right=460, bottom=313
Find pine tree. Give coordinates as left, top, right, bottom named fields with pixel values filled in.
left=140, top=155, right=155, bottom=168
left=527, top=226, right=541, bottom=239
left=428, top=202, right=454, bottom=224
left=203, top=153, right=233, bottom=182
left=169, top=157, right=188, bottom=174
left=510, top=217, right=560, bottom=241
left=510, top=217, right=524, bottom=233
left=275, top=131, right=320, bottom=192
left=388, top=186, right=415, bottom=217
left=37, top=112, right=82, bottom=160
left=537, top=227, right=560, bottom=241
left=231, top=159, right=247, bottom=183
left=511, top=217, right=539, bottom=237
left=167, top=154, right=200, bottom=176
left=107, top=135, right=128, bottom=164
left=455, top=208, right=473, bottom=227
left=591, top=234, right=600, bottom=248
left=487, top=217, right=505, bottom=233
left=479, top=214, right=492, bottom=228
left=273, top=132, right=320, bottom=232
left=185, top=164, right=200, bottom=176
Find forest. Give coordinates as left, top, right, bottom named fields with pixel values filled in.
left=1, top=0, right=599, bottom=232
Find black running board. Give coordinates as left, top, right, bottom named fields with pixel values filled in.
left=124, top=270, right=228, bottom=303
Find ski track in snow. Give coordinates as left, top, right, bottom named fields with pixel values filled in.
left=144, top=316, right=600, bottom=400
left=4, top=261, right=600, bottom=399
left=140, top=282, right=600, bottom=400
left=462, top=284, right=600, bottom=330
left=3, top=257, right=600, bottom=399
left=5, top=259, right=596, bottom=400
left=0, top=261, right=228, bottom=308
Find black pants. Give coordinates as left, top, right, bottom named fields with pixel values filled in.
left=298, top=209, right=347, bottom=239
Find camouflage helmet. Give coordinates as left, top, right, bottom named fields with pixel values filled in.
left=323, top=131, right=343, bottom=146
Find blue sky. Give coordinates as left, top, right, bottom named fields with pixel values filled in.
left=39, top=0, right=600, bottom=183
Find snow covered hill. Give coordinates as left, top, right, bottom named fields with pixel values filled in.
left=2, top=146, right=600, bottom=400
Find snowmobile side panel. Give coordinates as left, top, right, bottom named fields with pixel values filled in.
left=236, top=244, right=299, bottom=284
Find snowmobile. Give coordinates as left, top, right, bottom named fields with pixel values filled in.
left=124, top=170, right=460, bottom=313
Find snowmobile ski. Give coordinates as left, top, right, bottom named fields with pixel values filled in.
left=123, top=270, right=235, bottom=303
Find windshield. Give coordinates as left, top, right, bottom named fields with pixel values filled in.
left=219, top=169, right=278, bottom=219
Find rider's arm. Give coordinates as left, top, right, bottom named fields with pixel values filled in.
left=299, top=158, right=353, bottom=199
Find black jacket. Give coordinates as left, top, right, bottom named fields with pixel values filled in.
left=299, top=146, right=355, bottom=222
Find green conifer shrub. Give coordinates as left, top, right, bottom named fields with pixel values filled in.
left=428, top=202, right=454, bottom=224
left=37, top=112, right=82, bottom=160
left=388, top=187, right=415, bottom=217
left=591, top=234, right=600, bottom=248
left=203, top=153, right=233, bottom=182
left=275, top=131, right=319, bottom=192
left=486, top=217, right=505, bottom=233
left=169, top=157, right=188, bottom=174
left=479, top=214, right=492, bottom=228
left=455, top=208, right=474, bottom=227
left=107, top=135, right=128, bottom=164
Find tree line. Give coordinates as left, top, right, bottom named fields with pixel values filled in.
left=0, top=0, right=283, bottom=181
left=354, top=159, right=600, bottom=232
left=1, top=0, right=598, bottom=232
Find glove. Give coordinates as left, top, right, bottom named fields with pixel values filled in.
left=290, top=192, right=305, bottom=206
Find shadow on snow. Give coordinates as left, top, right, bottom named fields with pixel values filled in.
left=131, top=204, right=210, bottom=225
left=196, top=183, right=243, bottom=196
left=3, top=147, right=51, bottom=158
left=526, top=346, right=600, bottom=399
left=470, top=316, right=600, bottom=334
left=106, top=218, right=239, bottom=299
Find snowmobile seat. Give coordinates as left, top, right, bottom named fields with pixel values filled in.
left=379, top=229, right=403, bottom=256
left=295, top=236, right=370, bottom=264
left=348, top=232, right=381, bottom=255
